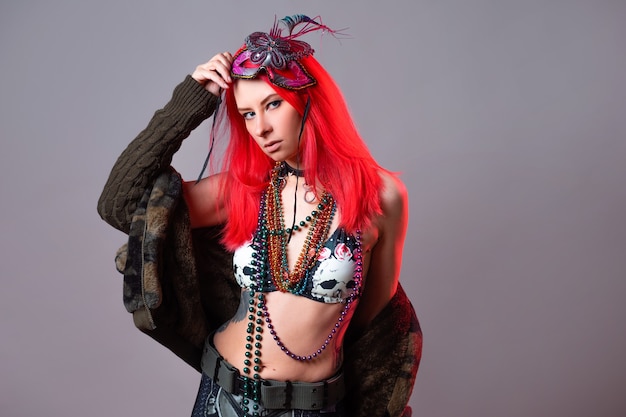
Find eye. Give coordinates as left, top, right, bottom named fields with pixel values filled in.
left=242, top=111, right=255, bottom=120
left=267, top=100, right=282, bottom=110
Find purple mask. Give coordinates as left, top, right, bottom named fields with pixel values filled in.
left=231, top=15, right=340, bottom=90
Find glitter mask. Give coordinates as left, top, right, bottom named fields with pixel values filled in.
left=231, top=15, right=339, bottom=90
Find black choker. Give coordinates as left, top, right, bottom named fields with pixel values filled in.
left=280, top=162, right=305, bottom=177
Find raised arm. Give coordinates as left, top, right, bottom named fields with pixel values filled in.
left=97, top=53, right=234, bottom=233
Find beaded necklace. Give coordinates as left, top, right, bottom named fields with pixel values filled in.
left=266, top=164, right=336, bottom=292
left=239, top=163, right=364, bottom=415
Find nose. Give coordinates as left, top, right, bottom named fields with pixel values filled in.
left=253, top=113, right=272, bottom=137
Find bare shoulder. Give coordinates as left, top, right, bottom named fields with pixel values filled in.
left=182, top=172, right=229, bottom=228
left=378, top=171, right=409, bottom=226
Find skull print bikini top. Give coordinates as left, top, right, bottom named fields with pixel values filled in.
left=233, top=228, right=360, bottom=304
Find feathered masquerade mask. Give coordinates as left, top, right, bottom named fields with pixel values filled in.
left=196, top=15, right=340, bottom=183
left=231, top=15, right=340, bottom=90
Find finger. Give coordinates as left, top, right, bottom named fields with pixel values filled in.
left=210, top=53, right=233, bottom=82
left=203, top=69, right=230, bottom=90
left=191, top=52, right=234, bottom=88
left=213, top=52, right=232, bottom=65
left=192, top=65, right=228, bottom=88
left=222, top=51, right=234, bottom=63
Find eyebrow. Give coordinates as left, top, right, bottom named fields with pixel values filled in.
left=237, top=93, right=282, bottom=113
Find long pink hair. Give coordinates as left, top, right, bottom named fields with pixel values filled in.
left=218, top=54, right=384, bottom=250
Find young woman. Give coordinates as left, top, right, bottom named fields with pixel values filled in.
left=98, top=15, right=420, bottom=417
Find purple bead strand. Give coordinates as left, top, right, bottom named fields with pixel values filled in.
left=260, top=229, right=363, bottom=361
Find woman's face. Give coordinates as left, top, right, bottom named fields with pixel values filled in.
left=233, top=78, right=303, bottom=167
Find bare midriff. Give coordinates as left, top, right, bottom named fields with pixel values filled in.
left=213, top=183, right=377, bottom=383
left=213, top=290, right=357, bottom=382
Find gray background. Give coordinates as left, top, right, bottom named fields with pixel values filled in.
left=1, top=0, right=625, bottom=416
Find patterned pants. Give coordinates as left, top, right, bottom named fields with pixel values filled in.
left=191, top=373, right=347, bottom=417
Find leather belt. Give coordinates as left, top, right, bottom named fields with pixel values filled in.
left=201, top=340, right=345, bottom=410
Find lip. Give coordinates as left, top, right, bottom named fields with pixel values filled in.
left=264, top=140, right=281, bottom=153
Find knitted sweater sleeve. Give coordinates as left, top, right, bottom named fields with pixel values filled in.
left=97, top=75, right=219, bottom=233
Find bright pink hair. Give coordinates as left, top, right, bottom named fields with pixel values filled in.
left=218, top=54, right=384, bottom=250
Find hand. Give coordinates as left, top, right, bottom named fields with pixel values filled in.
left=191, top=52, right=234, bottom=96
